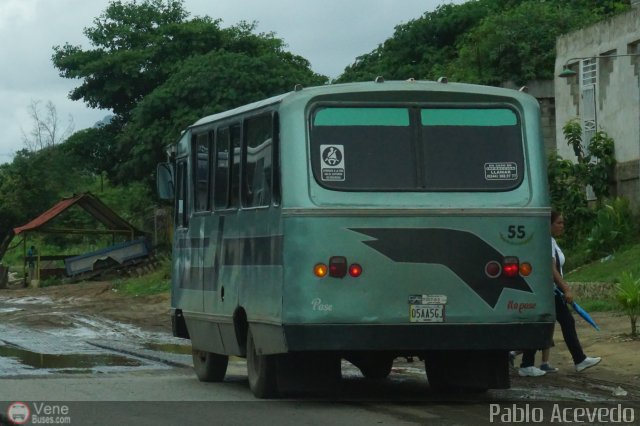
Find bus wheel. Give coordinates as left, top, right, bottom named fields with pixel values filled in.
left=424, top=351, right=490, bottom=393
left=357, top=356, right=394, bottom=379
left=192, top=349, right=228, bottom=382
left=346, top=354, right=394, bottom=379
left=247, top=329, right=279, bottom=398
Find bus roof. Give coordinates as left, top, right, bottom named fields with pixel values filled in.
left=189, top=80, right=535, bottom=129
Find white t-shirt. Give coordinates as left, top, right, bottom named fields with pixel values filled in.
left=551, top=237, right=565, bottom=277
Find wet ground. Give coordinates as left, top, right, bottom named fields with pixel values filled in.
left=1, top=283, right=639, bottom=406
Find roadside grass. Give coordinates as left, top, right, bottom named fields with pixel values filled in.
left=112, top=258, right=171, bottom=296
left=565, top=242, right=640, bottom=312
left=566, top=243, right=640, bottom=283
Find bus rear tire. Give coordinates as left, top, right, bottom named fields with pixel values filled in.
left=358, top=357, right=394, bottom=379
left=247, top=328, right=279, bottom=398
left=192, top=349, right=228, bottom=382
left=346, top=354, right=394, bottom=379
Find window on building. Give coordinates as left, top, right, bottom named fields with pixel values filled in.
left=580, top=58, right=597, bottom=153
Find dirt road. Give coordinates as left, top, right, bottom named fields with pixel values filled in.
left=1, top=281, right=639, bottom=398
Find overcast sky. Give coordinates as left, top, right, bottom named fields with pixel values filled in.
left=0, top=0, right=461, bottom=164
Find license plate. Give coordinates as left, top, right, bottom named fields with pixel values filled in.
left=409, top=304, right=444, bottom=323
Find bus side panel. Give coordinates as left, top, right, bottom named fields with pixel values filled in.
left=281, top=213, right=554, bottom=351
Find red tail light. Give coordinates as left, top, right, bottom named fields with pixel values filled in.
left=502, top=257, right=519, bottom=278
left=348, top=263, right=363, bottom=277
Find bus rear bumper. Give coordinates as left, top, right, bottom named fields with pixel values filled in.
left=282, top=322, right=554, bottom=352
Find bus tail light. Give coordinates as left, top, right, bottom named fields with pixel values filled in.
left=314, top=257, right=362, bottom=279
left=485, top=261, right=501, bottom=278
left=519, top=262, right=532, bottom=277
left=348, top=263, right=363, bottom=278
left=486, top=257, right=532, bottom=278
left=329, top=256, right=347, bottom=278
left=313, top=263, right=328, bottom=278
left=502, top=257, right=520, bottom=278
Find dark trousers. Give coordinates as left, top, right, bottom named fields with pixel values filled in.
left=554, top=293, right=586, bottom=365
left=521, top=294, right=586, bottom=368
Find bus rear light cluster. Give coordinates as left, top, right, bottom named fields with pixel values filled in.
left=485, top=257, right=532, bottom=278
left=314, top=256, right=363, bottom=278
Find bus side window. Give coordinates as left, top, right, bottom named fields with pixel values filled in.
left=243, top=114, right=273, bottom=208
left=175, top=161, right=188, bottom=227
left=214, top=128, right=230, bottom=210
left=272, top=113, right=281, bottom=206
left=229, top=124, right=241, bottom=209
left=193, top=132, right=210, bottom=212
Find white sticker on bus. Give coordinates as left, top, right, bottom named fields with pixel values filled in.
left=320, top=144, right=345, bottom=181
left=484, top=162, right=518, bottom=181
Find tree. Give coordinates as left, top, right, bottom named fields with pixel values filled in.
left=21, top=100, right=74, bottom=151
left=52, top=1, right=327, bottom=185
left=336, top=0, right=629, bottom=85
left=115, top=47, right=326, bottom=184
left=52, top=0, right=198, bottom=117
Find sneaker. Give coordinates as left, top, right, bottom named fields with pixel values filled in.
left=518, top=366, right=546, bottom=377
left=540, top=363, right=558, bottom=373
left=575, top=356, right=601, bottom=372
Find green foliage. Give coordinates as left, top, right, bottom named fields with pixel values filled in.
left=548, top=119, right=618, bottom=250
left=566, top=243, right=640, bottom=282
left=52, top=1, right=327, bottom=186
left=115, top=48, right=326, bottom=184
left=337, top=0, right=629, bottom=85
left=452, top=2, right=585, bottom=85
left=0, top=147, right=94, bottom=239
left=615, top=272, right=640, bottom=336
left=113, top=257, right=171, bottom=296
left=586, top=198, right=636, bottom=259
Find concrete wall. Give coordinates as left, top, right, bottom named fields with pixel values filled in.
left=555, top=8, right=640, bottom=209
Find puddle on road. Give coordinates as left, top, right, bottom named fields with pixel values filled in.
left=0, top=344, right=143, bottom=371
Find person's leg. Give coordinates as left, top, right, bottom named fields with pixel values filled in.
left=520, top=350, right=535, bottom=368
left=555, top=294, right=586, bottom=364
left=518, top=350, right=545, bottom=377
left=539, top=348, right=558, bottom=373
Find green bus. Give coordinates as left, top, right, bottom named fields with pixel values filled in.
left=157, top=80, right=554, bottom=398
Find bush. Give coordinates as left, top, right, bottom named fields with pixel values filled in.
left=586, top=198, right=636, bottom=259
left=615, top=272, right=640, bottom=337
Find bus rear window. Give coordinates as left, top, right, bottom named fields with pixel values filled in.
left=310, top=106, right=524, bottom=191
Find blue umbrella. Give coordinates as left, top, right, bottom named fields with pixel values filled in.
left=554, top=288, right=600, bottom=331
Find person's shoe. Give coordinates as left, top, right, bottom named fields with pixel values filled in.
left=575, top=356, right=601, bottom=372
left=518, top=366, right=546, bottom=377
left=539, top=363, right=558, bottom=373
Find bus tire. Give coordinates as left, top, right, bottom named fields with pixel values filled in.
left=247, top=328, right=279, bottom=398
left=192, top=349, right=228, bottom=382
left=358, top=357, right=394, bottom=379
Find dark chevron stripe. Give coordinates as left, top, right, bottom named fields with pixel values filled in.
left=350, top=228, right=532, bottom=308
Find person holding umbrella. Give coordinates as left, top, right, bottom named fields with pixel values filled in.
left=519, top=211, right=601, bottom=376
left=550, top=210, right=601, bottom=372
